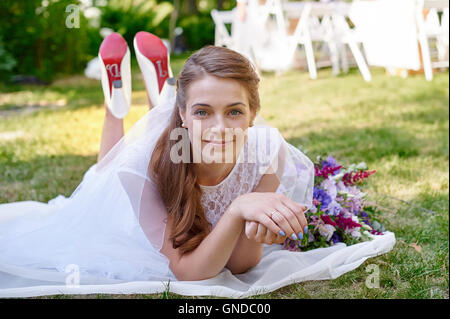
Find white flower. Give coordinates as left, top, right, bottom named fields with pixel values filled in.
left=336, top=181, right=347, bottom=192
left=321, top=177, right=337, bottom=200
left=356, top=162, right=368, bottom=170
left=318, top=224, right=335, bottom=241
left=363, top=230, right=373, bottom=237
left=332, top=172, right=345, bottom=181
left=350, top=228, right=362, bottom=238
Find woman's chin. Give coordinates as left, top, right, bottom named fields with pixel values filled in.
left=201, top=141, right=237, bottom=163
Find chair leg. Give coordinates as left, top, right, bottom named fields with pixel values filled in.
left=418, top=34, right=433, bottom=81
left=348, top=41, right=372, bottom=82
left=304, top=40, right=317, bottom=79
left=327, top=39, right=341, bottom=76
left=339, top=43, right=349, bottom=73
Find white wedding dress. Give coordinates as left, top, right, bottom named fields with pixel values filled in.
left=0, top=95, right=395, bottom=298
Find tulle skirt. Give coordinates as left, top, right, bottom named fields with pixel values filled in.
left=0, top=163, right=177, bottom=289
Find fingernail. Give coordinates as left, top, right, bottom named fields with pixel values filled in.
left=279, top=230, right=286, bottom=236
left=298, top=232, right=303, bottom=240
left=304, top=226, right=308, bottom=234
left=291, top=233, right=298, bottom=240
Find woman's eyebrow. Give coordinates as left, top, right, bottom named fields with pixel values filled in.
left=191, top=102, right=247, bottom=108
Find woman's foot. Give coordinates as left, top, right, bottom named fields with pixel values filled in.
left=99, top=33, right=132, bottom=119
left=133, top=31, right=173, bottom=109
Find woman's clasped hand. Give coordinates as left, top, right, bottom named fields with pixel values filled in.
left=228, top=192, right=309, bottom=245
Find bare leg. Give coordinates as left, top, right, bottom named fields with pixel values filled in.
left=147, top=94, right=156, bottom=110
left=97, top=104, right=124, bottom=163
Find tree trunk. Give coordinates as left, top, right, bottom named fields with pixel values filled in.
left=217, top=0, right=225, bottom=10
left=169, top=0, right=180, bottom=53
left=187, top=0, right=198, bottom=14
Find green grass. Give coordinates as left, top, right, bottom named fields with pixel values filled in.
left=0, top=55, right=448, bottom=299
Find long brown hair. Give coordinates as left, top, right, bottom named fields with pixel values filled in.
left=149, top=45, right=261, bottom=253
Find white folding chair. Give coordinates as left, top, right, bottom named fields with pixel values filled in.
left=283, top=2, right=347, bottom=79
left=236, top=0, right=304, bottom=74
left=211, top=8, right=236, bottom=49
left=416, top=0, right=449, bottom=80
left=287, top=3, right=320, bottom=79
left=332, top=3, right=372, bottom=82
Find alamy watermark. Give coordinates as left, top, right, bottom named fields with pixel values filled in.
left=65, top=4, right=80, bottom=29
left=169, top=121, right=281, bottom=175
left=65, top=263, right=80, bottom=288
left=365, top=264, right=380, bottom=289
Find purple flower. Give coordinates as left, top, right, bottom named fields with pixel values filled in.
left=330, top=232, right=342, bottom=244
left=358, top=211, right=372, bottom=227
left=322, top=156, right=341, bottom=175
left=321, top=177, right=337, bottom=199
left=326, top=200, right=342, bottom=216
left=313, top=187, right=332, bottom=210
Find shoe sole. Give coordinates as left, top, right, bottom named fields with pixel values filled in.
left=99, top=33, right=131, bottom=118
left=134, top=31, right=172, bottom=107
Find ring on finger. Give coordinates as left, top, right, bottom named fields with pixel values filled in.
left=270, top=210, right=279, bottom=219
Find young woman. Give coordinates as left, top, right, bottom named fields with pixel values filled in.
left=0, top=38, right=314, bottom=288
left=149, top=45, right=311, bottom=281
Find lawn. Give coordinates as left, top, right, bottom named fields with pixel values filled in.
left=0, top=55, right=448, bottom=299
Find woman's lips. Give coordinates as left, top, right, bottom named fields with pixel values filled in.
left=204, top=140, right=234, bottom=145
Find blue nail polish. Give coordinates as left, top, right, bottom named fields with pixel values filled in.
left=291, top=233, right=298, bottom=240
left=279, top=230, right=286, bottom=236
left=298, top=232, right=303, bottom=240
left=304, top=226, right=308, bottom=234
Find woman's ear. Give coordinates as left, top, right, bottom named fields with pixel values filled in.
left=250, top=110, right=257, bottom=127
left=179, top=109, right=185, bottom=123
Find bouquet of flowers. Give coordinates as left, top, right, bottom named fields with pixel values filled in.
left=283, top=154, right=386, bottom=252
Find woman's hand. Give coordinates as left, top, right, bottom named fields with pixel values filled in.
left=228, top=192, right=309, bottom=241
left=245, top=221, right=286, bottom=245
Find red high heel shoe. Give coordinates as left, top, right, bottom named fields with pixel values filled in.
left=133, top=31, right=173, bottom=108
left=98, top=33, right=131, bottom=119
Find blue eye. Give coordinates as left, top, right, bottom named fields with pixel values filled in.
left=229, top=109, right=243, bottom=116
left=194, top=110, right=208, bottom=117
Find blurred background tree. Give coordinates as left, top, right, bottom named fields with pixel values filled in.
left=0, top=0, right=97, bottom=82
left=0, top=0, right=249, bottom=83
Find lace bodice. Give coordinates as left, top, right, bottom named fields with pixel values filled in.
left=199, top=126, right=282, bottom=229
left=200, top=160, right=260, bottom=229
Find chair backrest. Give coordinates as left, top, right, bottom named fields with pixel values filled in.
left=211, top=9, right=236, bottom=48
left=350, top=0, right=422, bottom=69
left=417, top=0, right=449, bottom=32
left=247, top=0, right=288, bottom=38
left=423, top=0, right=449, bottom=10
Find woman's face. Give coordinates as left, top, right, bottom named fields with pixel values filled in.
left=180, top=74, right=255, bottom=164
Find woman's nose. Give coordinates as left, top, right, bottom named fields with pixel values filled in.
left=212, top=115, right=227, bottom=132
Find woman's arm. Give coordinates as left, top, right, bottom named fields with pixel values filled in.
left=160, top=204, right=245, bottom=281
left=225, top=172, right=281, bottom=274
left=159, top=190, right=298, bottom=281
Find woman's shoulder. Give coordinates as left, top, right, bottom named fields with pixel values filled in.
left=243, top=124, right=285, bottom=171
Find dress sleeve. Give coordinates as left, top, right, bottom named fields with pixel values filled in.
left=250, top=125, right=315, bottom=209
left=117, top=169, right=168, bottom=254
